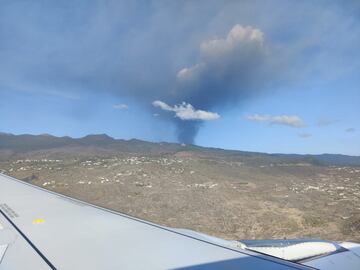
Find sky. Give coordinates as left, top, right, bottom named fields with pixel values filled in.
left=0, top=0, right=359, bottom=155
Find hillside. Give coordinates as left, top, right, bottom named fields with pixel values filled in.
left=1, top=132, right=360, bottom=242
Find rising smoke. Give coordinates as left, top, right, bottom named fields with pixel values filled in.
left=0, top=3, right=280, bottom=143
left=166, top=24, right=270, bottom=143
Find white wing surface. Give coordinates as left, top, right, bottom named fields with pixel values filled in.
left=0, top=173, right=313, bottom=270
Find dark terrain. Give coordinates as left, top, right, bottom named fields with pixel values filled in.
left=1, top=132, right=360, bottom=241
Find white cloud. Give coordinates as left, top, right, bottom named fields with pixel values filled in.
left=246, top=114, right=305, bottom=127
left=113, top=104, right=129, bottom=110
left=177, top=24, right=264, bottom=81
left=152, top=100, right=172, bottom=111
left=200, top=24, right=264, bottom=60
left=152, top=100, right=220, bottom=121
left=176, top=63, right=205, bottom=81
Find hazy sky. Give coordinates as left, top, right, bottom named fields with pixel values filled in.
left=0, top=1, right=359, bottom=155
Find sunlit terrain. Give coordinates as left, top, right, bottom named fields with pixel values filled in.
left=1, top=134, right=359, bottom=242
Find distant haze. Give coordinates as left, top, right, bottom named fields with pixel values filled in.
left=0, top=1, right=359, bottom=154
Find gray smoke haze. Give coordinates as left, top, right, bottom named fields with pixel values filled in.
left=1, top=1, right=359, bottom=143
left=147, top=24, right=274, bottom=143
left=168, top=25, right=271, bottom=143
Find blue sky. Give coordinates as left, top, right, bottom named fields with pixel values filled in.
left=0, top=1, right=359, bottom=155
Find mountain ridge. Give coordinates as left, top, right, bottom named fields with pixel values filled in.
left=0, top=132, right=359, bottom=166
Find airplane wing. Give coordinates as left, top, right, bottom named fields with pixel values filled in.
left=0, top=173, right=358, bottom=270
